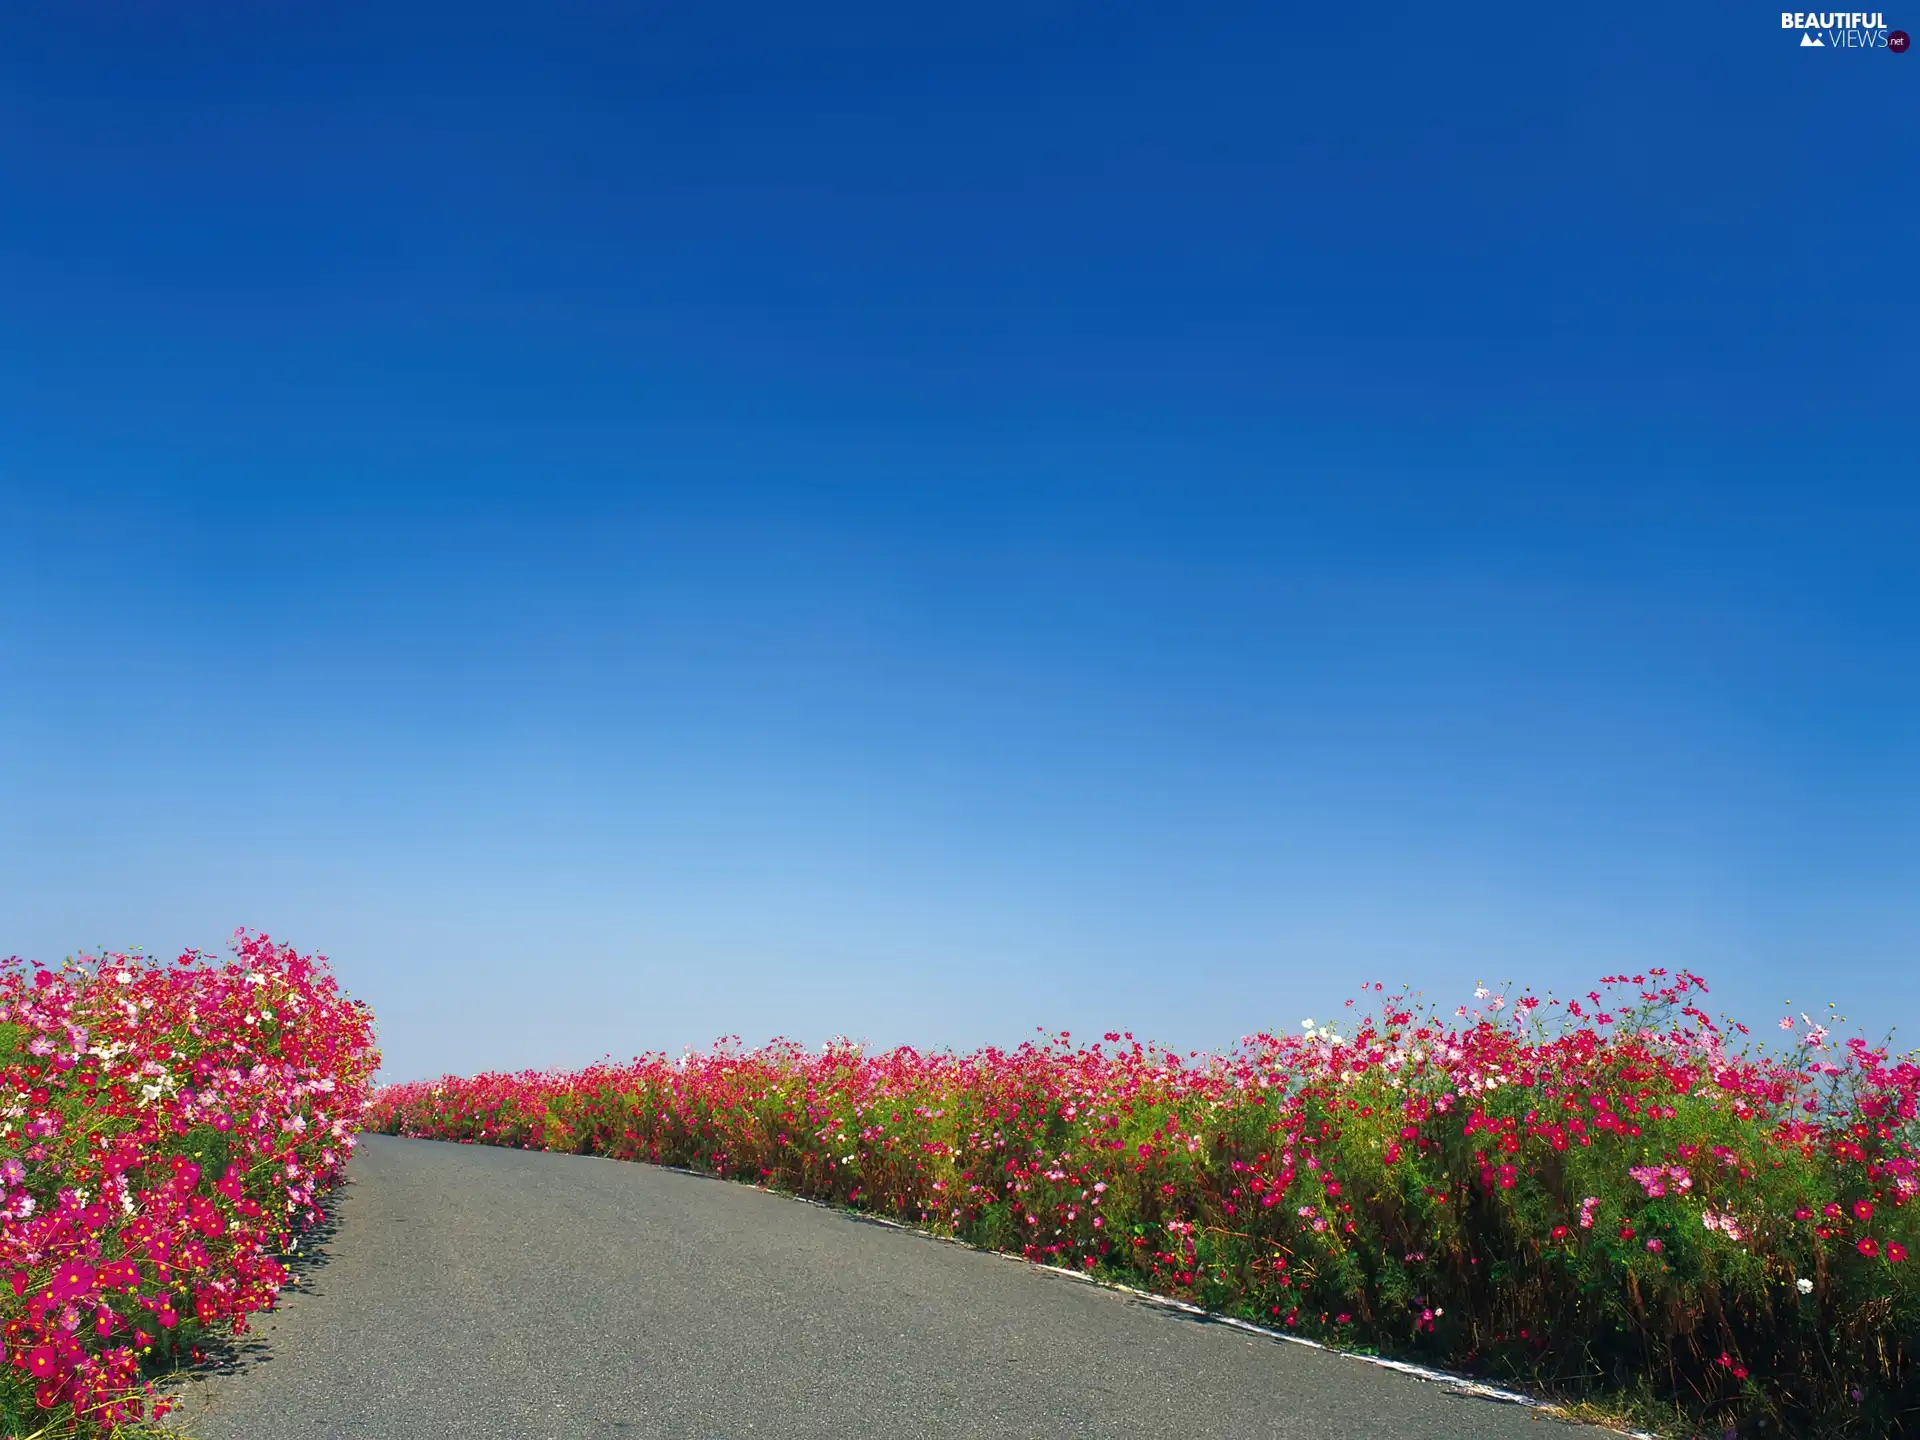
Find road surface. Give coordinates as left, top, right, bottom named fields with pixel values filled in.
left=163, top=1134, right=1611, bottom=1439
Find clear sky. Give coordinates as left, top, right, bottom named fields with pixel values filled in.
left=2, top=3, right=1914, bottom=1083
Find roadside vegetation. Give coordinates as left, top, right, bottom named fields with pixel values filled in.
left=370, top=971, right=1917, bottom=1437
left=0, top=933, right=378, bottom=1438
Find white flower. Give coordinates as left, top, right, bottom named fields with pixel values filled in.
left=1797, top=1277, right=1814, bottom=1295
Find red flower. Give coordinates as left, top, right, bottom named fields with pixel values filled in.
left=1857, top=1237, right=1879, bottom=1258
left=1852, top=1200, right=1873, bottom=1221
left=1889, top=1243, right=1908, bottom=1263
left=98, top=1260, right=141, bottom=1292
left=48, top=1262, right=95, bottom=1303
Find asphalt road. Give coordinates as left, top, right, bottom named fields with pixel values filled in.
left=162, top=1135, right=1613, bottom=1440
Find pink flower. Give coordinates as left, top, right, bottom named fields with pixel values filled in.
left=48, top=1262, right=95, bottom=1303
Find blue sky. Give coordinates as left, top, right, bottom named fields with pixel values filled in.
left=2, top=3, right=1914, bottom=1082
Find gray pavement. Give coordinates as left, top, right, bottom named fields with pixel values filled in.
left=162, top=1134, right=1613, bottom=1439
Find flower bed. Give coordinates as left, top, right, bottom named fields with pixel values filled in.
left=0, top=932, right=379, bottom=1436
left=370, top=972, right=1917, bottom=1436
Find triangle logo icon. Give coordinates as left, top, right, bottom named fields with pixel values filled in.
left=1800, top=31, right=1824, bottom=44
